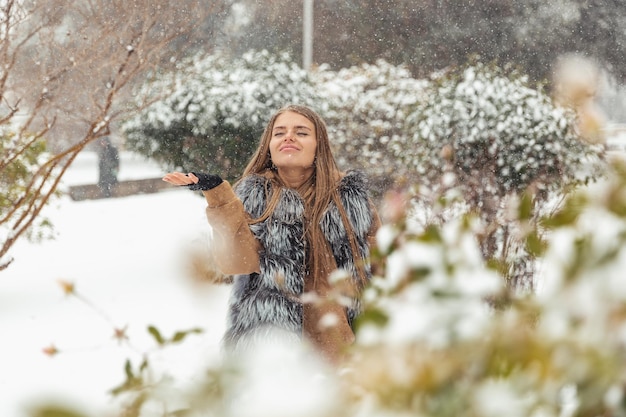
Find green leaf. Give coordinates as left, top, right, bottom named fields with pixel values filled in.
left=486, top=258, right=511, bottom=278
left=171, top=327, right=203, bottom=344
left=139, top=357, right=149, bottom=372
left=518, top=190, right=534, bottom=221
left=542, top=195, right=586, bottom=229
left=420, top=224, right=442, bottom=243
left=147, top=325, right=165, bottom=345
left=409, top=267, right=431, bottom=282
left=29, top=405, right=88, bottom=417
left=525, top=230, right=546, bottom=257
left=110, top=359, right=144, bottom=396
left=354, top=308, right=389, bottom=332
left=124, top=358, right=134, bottom=379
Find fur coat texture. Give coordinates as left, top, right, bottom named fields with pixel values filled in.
left=222, top=170, right=376, bottom=357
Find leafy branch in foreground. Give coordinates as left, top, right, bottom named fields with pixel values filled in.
left=46, top=279, right=206, bottom=416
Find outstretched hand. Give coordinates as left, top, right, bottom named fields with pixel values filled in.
left=162, top=172, right=199, bottom=186
left=163, top=172, right=223, bottom=191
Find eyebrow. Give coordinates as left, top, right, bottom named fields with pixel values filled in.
left=273, top=125, right=312, bottom=131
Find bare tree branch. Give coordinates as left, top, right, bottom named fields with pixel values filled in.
left=1, top=0, right=226, bottom=272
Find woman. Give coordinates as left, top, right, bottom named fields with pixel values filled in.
left=163, top=105, right=380, bottom=363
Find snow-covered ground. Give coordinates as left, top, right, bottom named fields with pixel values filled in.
left=0, top=152, right=230, bottom=417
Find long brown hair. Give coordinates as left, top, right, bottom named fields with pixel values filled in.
left=239, top=104, right=367, bottom=287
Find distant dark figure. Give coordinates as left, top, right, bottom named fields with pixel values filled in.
left=97, top=137, right=119, bottom=198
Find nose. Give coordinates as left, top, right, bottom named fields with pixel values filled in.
left=283, top=129, right=295, bottom=141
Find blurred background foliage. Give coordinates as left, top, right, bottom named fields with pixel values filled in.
left=216, top=0, right=626, bottom=120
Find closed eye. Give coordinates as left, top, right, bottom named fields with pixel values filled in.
left=273, top=130, right=310, bottom=137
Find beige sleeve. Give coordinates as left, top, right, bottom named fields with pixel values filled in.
left=367, top=201, right=383, bottom=277
left=368, top=201, right=382, bottom=250
left=201, top=181, right=261, bottom=275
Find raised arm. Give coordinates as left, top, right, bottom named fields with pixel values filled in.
left=201, top=181, right=261, bottom=275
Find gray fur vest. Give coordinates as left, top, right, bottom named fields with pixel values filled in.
left=222, top=170, right=374, bottom=352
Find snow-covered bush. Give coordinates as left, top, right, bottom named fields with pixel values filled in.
left=312, top=60, right=427, bottom=196
left=394, top=63, right=603, bottom=202
left=124, top=54, right=427, bottom=193
left=391, top=63, right=605, bottom=289
left=344, top=160, right=626, bottom=417
left=122, top=50, right=324, bottom=179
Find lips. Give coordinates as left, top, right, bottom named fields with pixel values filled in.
left=279, top=145, right=299, bottom=151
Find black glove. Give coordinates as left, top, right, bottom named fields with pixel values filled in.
left=186, top=172, right=223, bottom=191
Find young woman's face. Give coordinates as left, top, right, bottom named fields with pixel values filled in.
left=269, top=111, right=317, bottom=173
